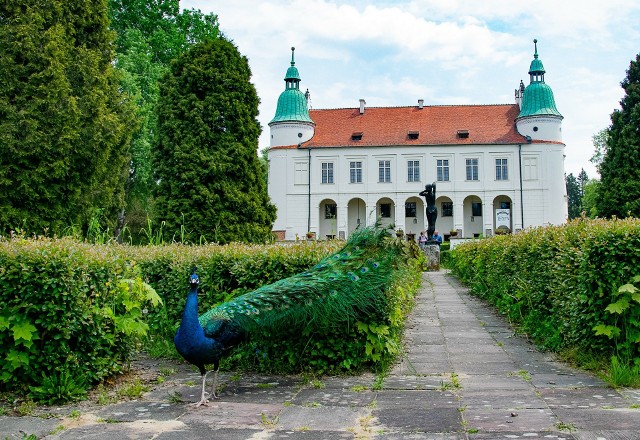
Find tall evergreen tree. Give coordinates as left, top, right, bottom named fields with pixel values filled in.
left=597, top=53, right=640, bottom=218
left=152, top=38, right=276, bottom=244
left=0, top=0, right=136, bottom=235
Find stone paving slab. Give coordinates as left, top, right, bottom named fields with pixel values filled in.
left=462, top=407, right=558, bottom=433
left=573, top=431, right=640, bottom=440
left=461, top=389, right=548, bottom=410
left=292, top=388, right=377, bottom=407
left=551, top=407, right=640, bottom=431
left=2, top=270, right=639, bottom=440
left=539, top=387, right=631, bottom=409
left=373, top=407, right=462, bottom=433
left=469, top=432, right=577, bottom=439
left=374, top=390, right=459, bottom=409
left=276, top=404, right=367, bottom=431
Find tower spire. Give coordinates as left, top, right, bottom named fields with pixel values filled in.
left=515, top=38, right=563, bottom=142
left=269, top=47, right=315, bottom=147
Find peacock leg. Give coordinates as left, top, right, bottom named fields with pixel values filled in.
left=210, top=366, right=220, bottom=399
left=192, top=371, right=210, bottom=407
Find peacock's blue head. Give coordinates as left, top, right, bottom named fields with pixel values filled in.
left=189, top=273, right=200, bottom=287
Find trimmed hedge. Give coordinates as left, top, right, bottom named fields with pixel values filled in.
left=1, top=235, right=422, bottom=400
left=449, top=217, right=640, bottom=363
left=0, top=237, right=142, bottom=397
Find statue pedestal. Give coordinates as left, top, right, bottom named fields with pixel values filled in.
left=422, top=244, right=440, bottom=271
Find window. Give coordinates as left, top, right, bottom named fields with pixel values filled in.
left=378, top=160, right=391, bottom=183
left=349, top=161, right=362, bottom=183
left=324, top=204, right=337, bottom=219
left=457, top=130, right=469, bottom=139
left=294, top=161, right=308, bottom=185
left=472, top=202, right=482, bottom=217
left=407, top=160, right=420, bottom=182
left=495, top=158, right=508, bottom=180
left=500, top=201, right=511, bottom=209
left=442, top=202, right=453, bottom=217
left=351, top=132, right=363, bottom=141
left=466, top=158, right=479, bottom=181
left=523, top=157, right=538, bottom=180
left=321, top=162, right=334, bottom=184
left=408, top=131, right=419, bottom=140
left=436, top=159, right=450, bottom=182
left=380, top=203, right=391, bottom=218
left=405, top=202, right=416, bottom=217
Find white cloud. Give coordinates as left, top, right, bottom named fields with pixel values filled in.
left=181, top=0, right=640, bottom=176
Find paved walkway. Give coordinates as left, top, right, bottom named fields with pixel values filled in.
left=2, top=271, right=640, bottom=439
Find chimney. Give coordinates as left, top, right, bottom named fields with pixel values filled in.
left=418, top=99, right=424, bottom=109
left=359, top=98, right=366, bottom=114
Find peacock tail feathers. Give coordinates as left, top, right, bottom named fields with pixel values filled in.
left=198, top=225, right=406, bottom=337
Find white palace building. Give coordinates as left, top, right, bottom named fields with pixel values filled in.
left=267, top=41, right=568, bottom=241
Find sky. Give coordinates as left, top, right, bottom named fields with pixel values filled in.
left=182, top=0, right=640, bottom=178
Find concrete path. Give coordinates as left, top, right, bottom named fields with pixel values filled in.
left=2, top=271, right=640, bottom=439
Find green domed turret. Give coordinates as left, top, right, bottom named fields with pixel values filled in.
left=270, top=47, right=313, bottom=124
left=517, top=39, right=562, bottom=119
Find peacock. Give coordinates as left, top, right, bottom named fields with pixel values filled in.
left=174, top=225, right=408, bottom=406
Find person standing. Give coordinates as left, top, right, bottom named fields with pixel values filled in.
left=418, top=231, right=428, bottom=249
left=432, top=229, right=443, bottom=245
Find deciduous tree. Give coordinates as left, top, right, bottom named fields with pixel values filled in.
left=107, top=0, right=219, bottom=240
left=566, top=173, right=581, bottom=220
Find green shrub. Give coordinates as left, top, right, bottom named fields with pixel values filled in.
left=0, top=236, right=162, bottom=400
left=449, top=217, right=640, bottom=365
left=1, top=234, right=421, bottom=401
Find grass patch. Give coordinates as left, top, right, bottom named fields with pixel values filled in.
left=603, top=356, right=640, bottom=388
left=116, top=379, right=149, bottom=400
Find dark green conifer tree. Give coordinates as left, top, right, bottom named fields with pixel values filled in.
left=597, top=53, right=640, bottom=218
left=0, top=0, right=136, bottom=235
left=153, top=38, right=276, bottom=244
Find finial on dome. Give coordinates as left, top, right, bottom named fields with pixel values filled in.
left=291, top=47, right=295, bottom=66
left=533, top=39, right=538, bottom=59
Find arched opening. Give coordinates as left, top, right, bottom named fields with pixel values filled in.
left=319, top=199, right=338, bottom=240
left=493, top=195, right=513, bottom=235
left=403, top=196, right=424, bottom=242
left=376, top=197, right=395, bottom=230
left=435, top=196, right=454, bottom=240
left=463, top=195, right=483, bottom=238
left=347, top=198, right=366, bottom=237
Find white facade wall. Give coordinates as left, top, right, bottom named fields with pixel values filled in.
left=267, top=142, right=567, bottom=240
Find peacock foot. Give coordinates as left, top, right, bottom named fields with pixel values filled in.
left=191, top=398, right=210, bottom=407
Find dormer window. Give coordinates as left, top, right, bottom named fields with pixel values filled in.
left=351, top=132, right=363, bottom=141
left=457, top=130, right=469, bottom=139
left=408, top=131, right=419, bottom=140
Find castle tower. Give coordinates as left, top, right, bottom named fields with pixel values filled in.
left=515, top=39, right=563, bottom=142
left=269, top=47, right=315, bottom=147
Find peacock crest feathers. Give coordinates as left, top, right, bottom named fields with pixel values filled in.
left=198, top=225, right=403, bottom=336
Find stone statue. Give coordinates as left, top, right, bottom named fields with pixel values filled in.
left=419, top=183, right=437, bottom=241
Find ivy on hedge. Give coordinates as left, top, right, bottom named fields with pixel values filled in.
left=449, top=217, right=640, bottom=364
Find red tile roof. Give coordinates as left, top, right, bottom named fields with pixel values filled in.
left=272, top=104, right=529, bottom=150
